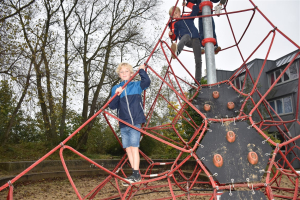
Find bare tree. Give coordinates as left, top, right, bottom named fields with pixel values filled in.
left=17, top=0, right=61, bottom=146
left=72, top=0, right=160, bottom=150
left=0, top=0, right=36, bottom=23
left=0, top=0, right=161, bottom=149
left=0, top=0, right=36, bottom=145
left=58, top=0, right=78, bottom=140
left=2, top=63, right=33, bottom=144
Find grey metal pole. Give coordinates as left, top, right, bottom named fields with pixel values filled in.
left=201, top=0, right=217, bottom=84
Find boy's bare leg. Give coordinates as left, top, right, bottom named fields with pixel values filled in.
left=131, top=147, right=140, bottom=170
left=122, top=147, right=137, bottom=186
left=126, top=147, right=139, bottom=170
left=126, top=147, right=134, bottom=168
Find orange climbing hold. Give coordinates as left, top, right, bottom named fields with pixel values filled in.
left=248, top=152, right=258, bottom=165
left=226, top=131, right=236, bottom=143
left=204, top=104, right=211, bottom=111
left=212, top=91, right=219, bottom=99
left=213, top=154, right=224, bottom=168
left=227, top=102, right=235, bottom=110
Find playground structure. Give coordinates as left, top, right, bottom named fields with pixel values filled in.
left=1, top=0, right=300, bottom=199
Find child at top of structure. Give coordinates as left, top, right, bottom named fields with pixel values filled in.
left=184, top=0, right=227, bottom=54
left=109, top=63, right=150, bottom=186
left=168, top=0, right=203, bottom=83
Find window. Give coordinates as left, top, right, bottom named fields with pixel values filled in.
left=268, top=61, right=299, bottom=86
left=235, top=78, right=240, bottom=89
left=234, top=75, right=245, bottom=90
left=269, top=101, right=275, bottom=115
left=268, top=96, right=293, bottom=116
left=289, top=62, right=298, bottom=79
left=275, top=69, right=282, bottom=84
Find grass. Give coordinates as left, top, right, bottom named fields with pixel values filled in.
left=0, top=141, right=186, bottom=162
left=0, top=142, right=120, bottom=162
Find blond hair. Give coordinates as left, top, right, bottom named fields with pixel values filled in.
left=169, top=6, right=180, bottom=16
left=115, top=62, right=134, bottom=74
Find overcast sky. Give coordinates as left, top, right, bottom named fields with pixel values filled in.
left=158, top=0, right=300, bottom=81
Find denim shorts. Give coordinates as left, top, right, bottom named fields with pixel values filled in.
left=120, top=124, right=141, bottom=148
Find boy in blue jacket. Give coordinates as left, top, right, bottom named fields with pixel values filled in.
left=169, top=1, right=202, bottom=83
left=184, top=0, right=227, bottom=54
left=109, top=63, right=150, bottom=185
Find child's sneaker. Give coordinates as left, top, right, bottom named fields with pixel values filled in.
left=214, top=4, right=222, bottom=16
left=122, top=175, right=135, bottom=187
left=128, top=174, right=141, bottom=184
left=201, top=47, right=205, bottom=54
left=214, top=46, right=221, bottom=54
left=171, top=43, right=178, bottom=59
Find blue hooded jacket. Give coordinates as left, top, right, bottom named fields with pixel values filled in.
left=169, top=4, right=200, bottom=40
left=109, top=69, right=150, bottom=128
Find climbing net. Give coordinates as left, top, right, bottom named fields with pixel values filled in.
left=1, top=0, right=300, bottom=199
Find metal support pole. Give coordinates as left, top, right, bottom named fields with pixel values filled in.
left=202, top=0, right=217, bottom=84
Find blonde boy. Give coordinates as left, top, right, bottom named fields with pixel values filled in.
left=168, top=2, right=202, bottom=83
left=109, top=63, right=151, bottom=185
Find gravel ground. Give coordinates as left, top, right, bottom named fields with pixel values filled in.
left=0, top=175, right=213, bottom=200
left=0, top=173, right=297, bottom=199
